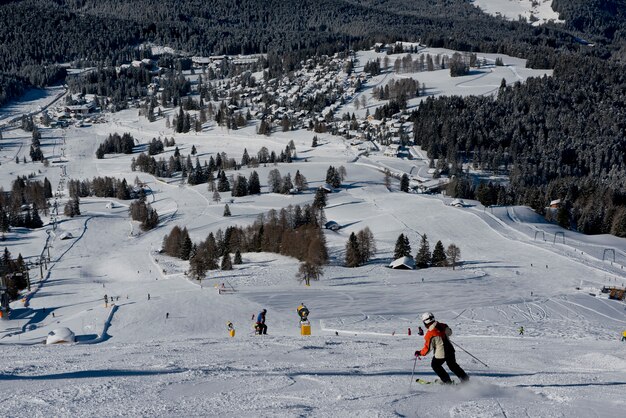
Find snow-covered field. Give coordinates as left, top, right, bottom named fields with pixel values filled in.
left=1, top=50, right=625, bottom=417
left=343, top=44, right=552, bottom=121
left=471, top=0, right=563, bottom=25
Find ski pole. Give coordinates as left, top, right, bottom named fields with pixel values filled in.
left=451, top=340, right=489, bottom=368
left=409, top=355, right=417, bottom=389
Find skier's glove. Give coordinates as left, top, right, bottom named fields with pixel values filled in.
left=414, top=351, right=421, bottom=358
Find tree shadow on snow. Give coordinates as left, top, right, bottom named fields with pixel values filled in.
left=328, top=281, right=376, bottom=287
left=461, top=260, right=521, bottom=269
left=515, top=381, right=626, bottom=388
left=0, top=368, right=185, bottom=381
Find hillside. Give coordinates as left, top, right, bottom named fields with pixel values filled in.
left=1, top=45, right=626, bottom=416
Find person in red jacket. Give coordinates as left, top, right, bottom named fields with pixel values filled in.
left=415, top=312, right=469, bottom=384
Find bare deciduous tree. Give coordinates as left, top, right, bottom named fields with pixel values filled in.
left=446, top=244, right=461, bottom=270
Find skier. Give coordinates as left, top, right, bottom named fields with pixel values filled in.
left=415, top=312, right=469, bottom=384
left=622, top=330, right=626, bottom=342
left=417, top=326, right=424, bottom=336
left=256, top=309, right=267, bottom=335
left=518, top=326, right=524, bottom=336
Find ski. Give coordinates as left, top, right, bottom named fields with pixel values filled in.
left=416, top=378, right=457, bottom=385
left=415, top=378, right=435, bottom=385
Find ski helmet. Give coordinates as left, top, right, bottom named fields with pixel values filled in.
left=421, top=312, right=435, bottom=325
left=262, top=309, right=267, bottom=313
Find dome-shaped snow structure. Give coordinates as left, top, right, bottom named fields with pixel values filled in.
left=46, top=327, right=76, bottom=344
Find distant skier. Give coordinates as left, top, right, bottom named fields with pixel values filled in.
left=417, top=326, right=424, bottom=336
left=518, top=326, right=524, bottom=336
left=415, top=312, right=469, bottom=384
left=256, top=309, right=267, bottom=335
left=622, top=330, right=626, bottom=342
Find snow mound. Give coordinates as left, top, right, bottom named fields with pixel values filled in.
left=46, top=327, right=76, bottom=344
left=59, top=232, right=74, bottom=240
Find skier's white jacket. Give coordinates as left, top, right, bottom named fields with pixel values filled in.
left=418, top=321, right=452, bottom=359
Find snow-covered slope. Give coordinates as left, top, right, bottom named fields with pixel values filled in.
left=471, top=0, right=564, bottom=25
left=1, top=49, right=625, bottom=416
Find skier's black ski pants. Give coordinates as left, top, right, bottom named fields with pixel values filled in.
left=431, top=352, right=469, bottom=383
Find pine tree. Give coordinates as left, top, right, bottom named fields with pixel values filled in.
left=248, top=171, right=261, bottom=194
left=205, top=233, right=220, bottom=269
left=294, top=170, right=308, bottom=191
left=393, top=233, right=411, bottom=259
left=313, top=187, right=327, bottom=208
left=176, top=107, right=184, bottom=133
left=233, top=249, right=242, bottom=264
left=431, top=240, right=447, bottom=267
left=326, top=166, right=341, bottom=188
left=64, top=197, right=80, bottom=217
left=44, top=177, right=52, bottom=198
left=345, top=232, right=361, bottom=267
left=189, top=246, right=207, bottom=279
left=241, top=148, right=250, bottom=166
left=141, top=207, right=159, bottom=231
left=2, top=247, right=12, bottom=269
left=217, top=171, right=230, bottom=192
left=221, top=252, right=233, bottom=270
left=183, top=112, right=191, bottom=133
left=116, top=179, right=131, bottom=200
left=30, top=203, right=43, bottom=228
left=232, top=175, right=248, bottom=197
left=180, top=232, right=193, bottom=260
left=416, top=234, right=431, bottom=268
left=281, top=173, right=294, bottom=194
left=400, top=173, right=410, bottom=192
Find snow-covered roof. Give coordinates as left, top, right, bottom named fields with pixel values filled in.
left=450, top=199, right=465, bottom=207
left=324, top=221, right=340, bottom=230
left=389, top=256, right=415, bottom=270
